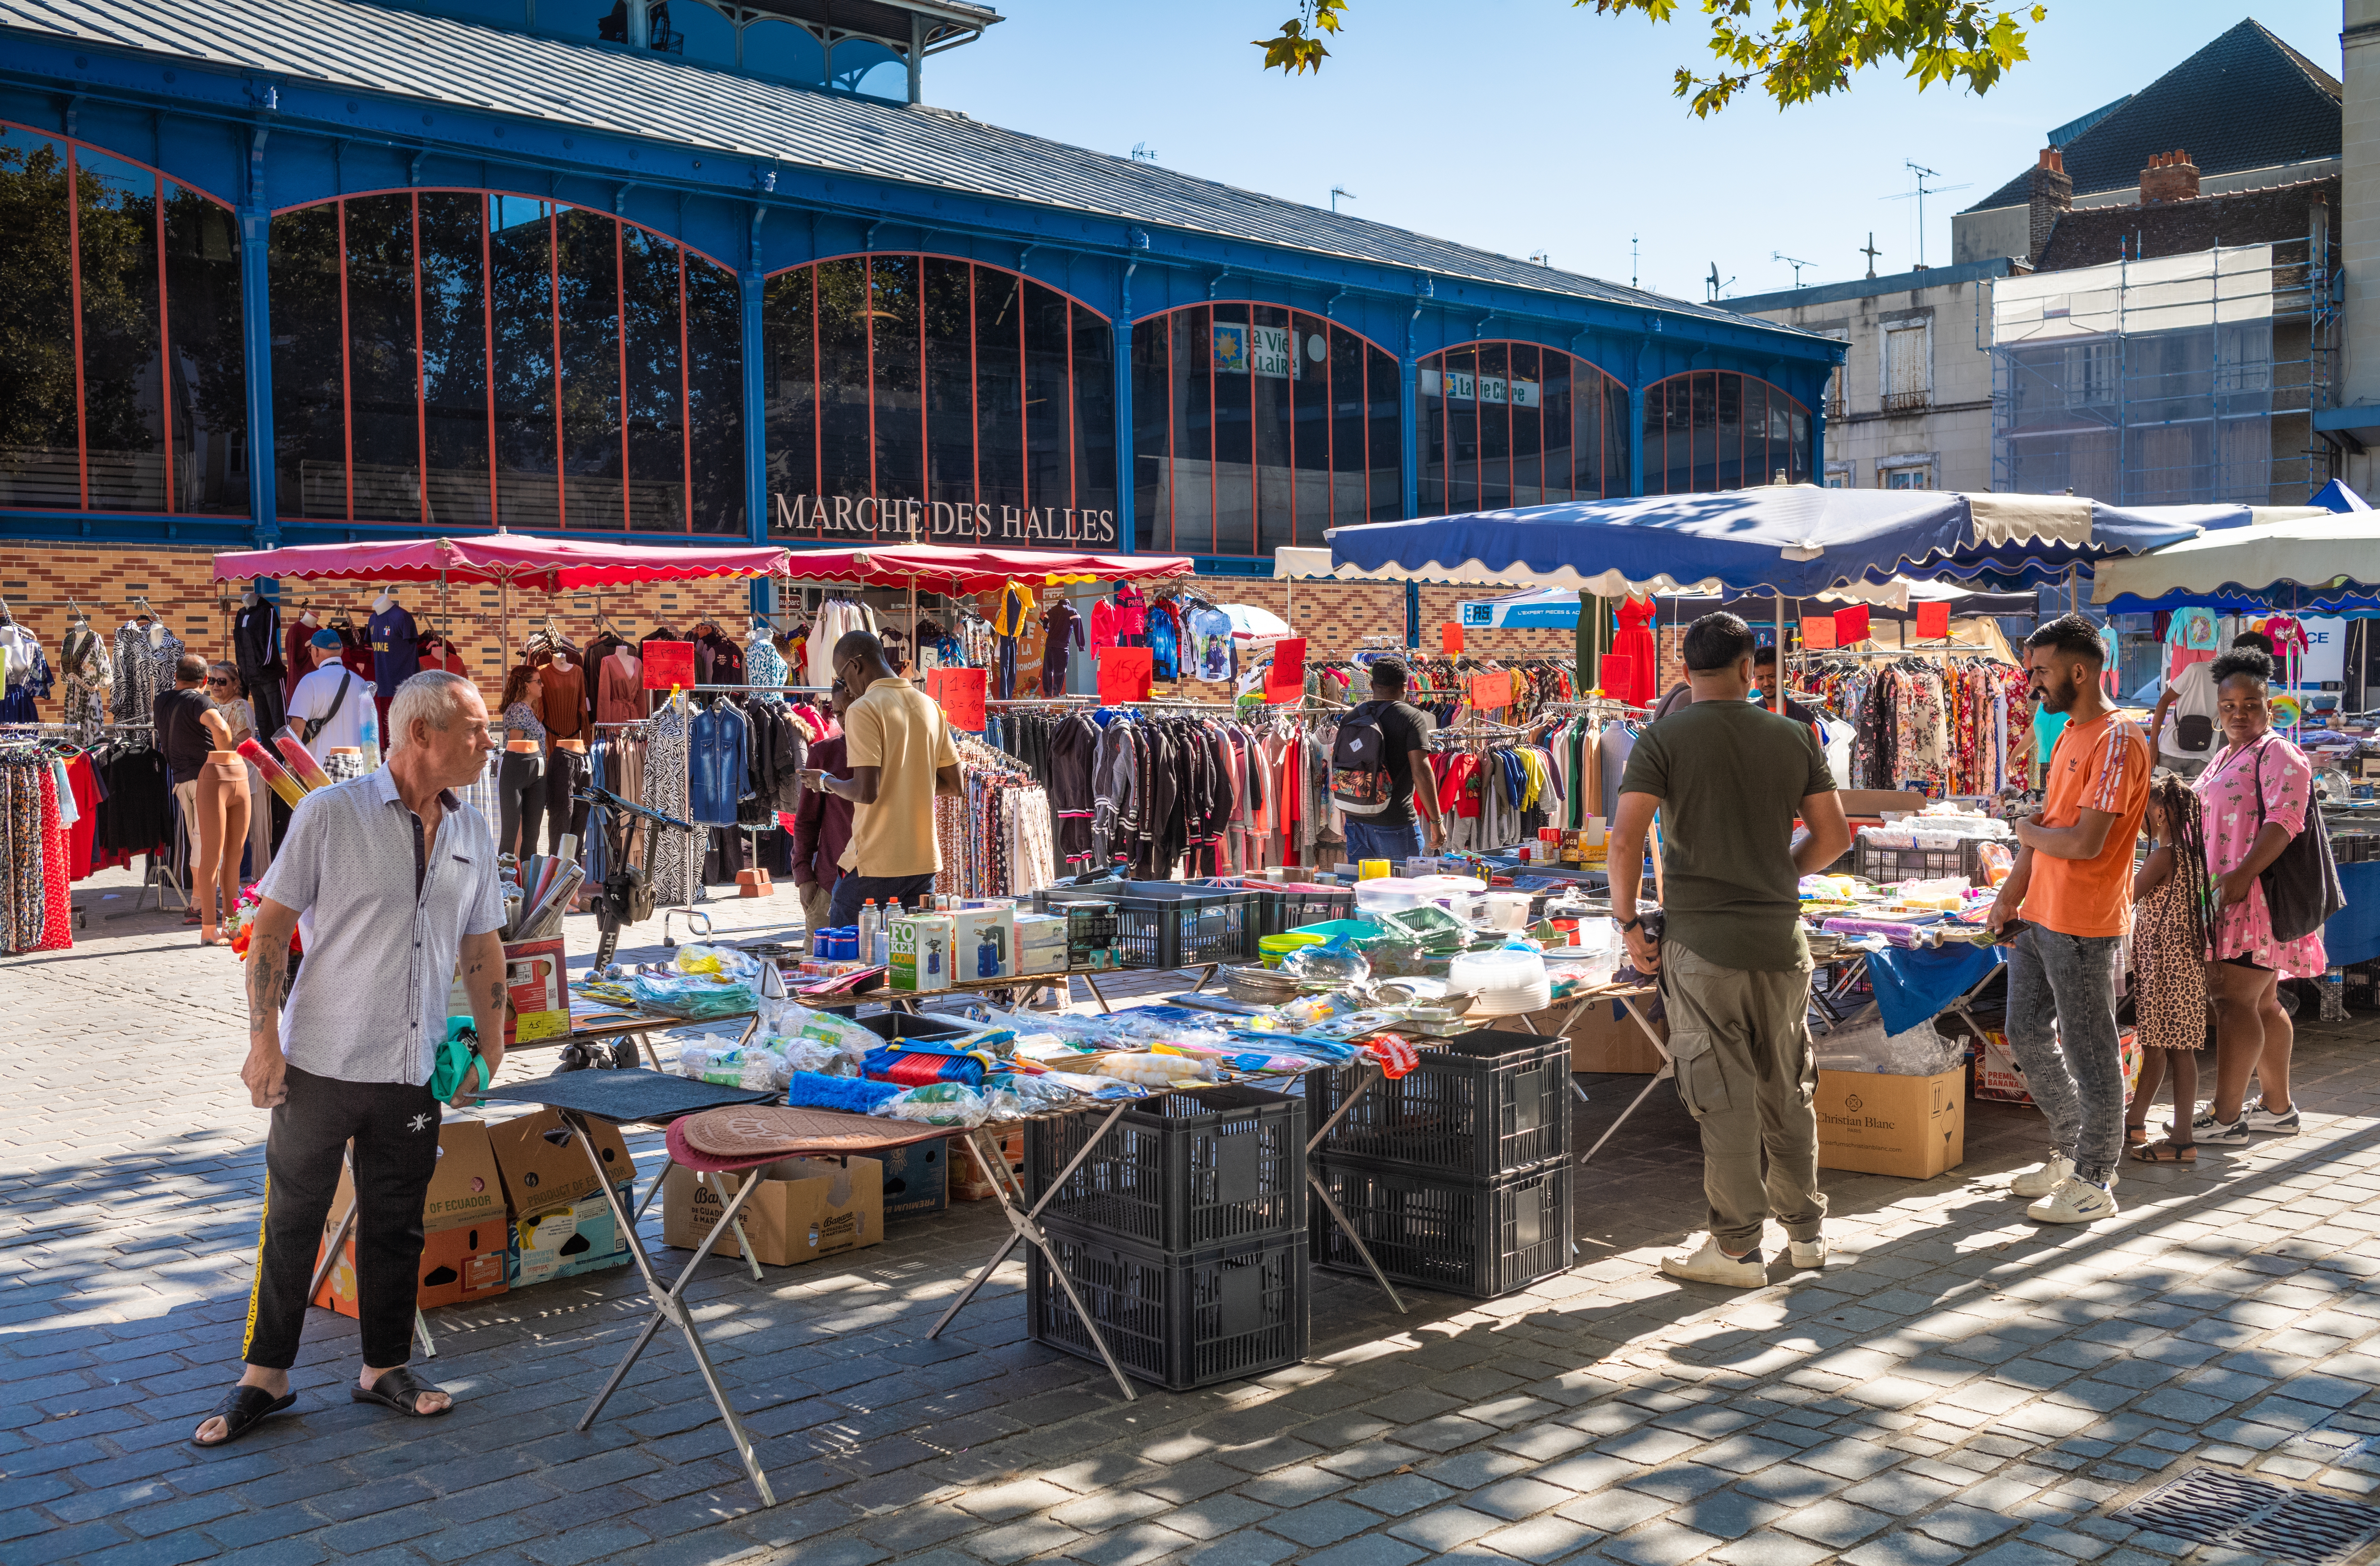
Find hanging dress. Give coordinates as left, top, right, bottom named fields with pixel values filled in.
left=1610, top=596, right=1658, bottom=709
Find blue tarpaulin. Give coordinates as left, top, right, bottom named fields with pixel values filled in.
left=1865, top=941, right=2006, bottom=1036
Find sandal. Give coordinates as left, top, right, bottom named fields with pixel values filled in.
left=2130, top=1140, right=2197, bottom=1163
left=2123, top=1124, right=2149, bottom=1147
left=352, top=1365, right=451, bottom=1418
left=191, top=1384, right=296, bottom=1447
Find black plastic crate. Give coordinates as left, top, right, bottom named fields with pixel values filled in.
left=1853, top=836, right=1985, bottom=887
left=850, top=1012, right=973, bottom=1044
left=1255, top=883, right=1355, bottom=937
left=1027, top=1223, right=1309, bottom=1391
left=1310, top=1159, right=1571, bottom=1301
left=1306, top=1030, right=1571, bottom=1180
left=1114, top=890, right=1256, bottom=969
left=1026, top=1084, right=1305, bottom=1250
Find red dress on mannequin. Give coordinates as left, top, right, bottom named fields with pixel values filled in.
left=1610, top=595, right=1658, bottom=708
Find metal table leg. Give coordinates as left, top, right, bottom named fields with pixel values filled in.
left=1303, top=1061, right=1404, bottom=1312
left=705, top=1171, right=766, bottom=1284
left=925, top=1103, right=1140, bottom=1402
left=1573, top=993, right=1678, bottom=1172
left=565, top=1111, right=776, bottom=1506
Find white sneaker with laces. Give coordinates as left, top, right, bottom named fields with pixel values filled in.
left=2244, top=1099, right=2301, bottom=1136
left=1789, top=1237, right=1827, bottom=1269
left=1660, top=1234, right=1768, bottom=1288
left=2027, top=1177, right=2119, bottom=1224
left=2192, top=1110, right=2251, bottom=1144
left=2010, top=1153, right=2075, bottom=1198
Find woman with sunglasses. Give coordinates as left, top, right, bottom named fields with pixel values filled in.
left=190, top=665, right=255, bottom=946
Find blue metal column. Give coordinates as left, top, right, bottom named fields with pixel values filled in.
left=1809, top=400, right=1827, bottom=486
left=1405, top=581, right=1419, bottom=648
left=240, top=123, right=277, bottom=544
left=741, top=203, right=769, bottom=546
left=1115, top=234, right=1144, bottom=552
left=1627, top=385, right=1647, bottom=497
left=1399, top=358, right=1419, bottom=521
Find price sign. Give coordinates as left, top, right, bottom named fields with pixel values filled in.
left=927, top=667, right=986, bottom=731
left=1832, top=605, right=1871, bottom=645
left=1914, top=600, right=1951, bottom=639
left=1097, top=646, right=1153, bottom=704
left=1468, top=670, right=1513, bottom=710
left=1597, top=655, right=1635, bottom=697
left=641, top=641, right=695, bottom=690
left=1265, top=638, right=1307, bottom=704
left=1800, top=618, right=1837, bottom=650
left=1440, top=622, right=1464, bottom=654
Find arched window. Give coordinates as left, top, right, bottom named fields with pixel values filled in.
left=1642, top=371, right=1811, bottom=495
left=0, top=121, right=246, bottom=516
left=1418, top=341, right=1626, bottom=515
left=1130, top=303, right=1398, bottom=555
left=763, top=256, right=1118, bottom=546
left=267, top=191, right=744, bottom=533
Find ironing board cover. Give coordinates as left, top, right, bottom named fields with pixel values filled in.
left=678, top=1103, right=962, bottom=1160
left=477, top=1068, right=775, bottom=1122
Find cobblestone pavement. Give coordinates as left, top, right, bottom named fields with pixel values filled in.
left=9, top=868, right=2380, bottom=1565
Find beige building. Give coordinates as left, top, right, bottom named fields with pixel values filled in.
left=1730, top=261, right=2014, bottom=491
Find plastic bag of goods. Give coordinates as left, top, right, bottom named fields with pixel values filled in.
left=1283, top=934, right=1371, bottom=988
left=871, top=1083, right=991, bottom=1126
left=1095, top=1051, right=1218, bottom=1087
left=627, top=970, right=758, bottom=1020
left=1813, top=1016, right=1965, bottom=1076
left=677, top=1043, right=791, bottom=1092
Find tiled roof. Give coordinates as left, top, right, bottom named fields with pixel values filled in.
left=1964, top=19, right=2340, bottom=212
left=0, top=0, right=1796, bottom=335
left=2033, top=175, right=2334, bottom=270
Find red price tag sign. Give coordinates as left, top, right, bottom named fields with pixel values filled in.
left=1914, top=600, right=1950, bottom=640
left=1597, top=654, right=1635, bottom=696
left=1832, top=605, right=1871, bottom=645
left=1097, top=646, right=1153, bottom=704
left=1800, top=617, right=1837, bottom=650
left=1468, top=670, right=1513, bottom=710
left=1441, top=622, right=1464, bottom=654
left=928, top=666, right=986, bottom=731
left=1265, top=638, right=1307, bottom=704
left=641, top=640, right=695, bottom=690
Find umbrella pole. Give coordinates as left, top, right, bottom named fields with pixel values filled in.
left=1774, top=593, right=1786, bottom=714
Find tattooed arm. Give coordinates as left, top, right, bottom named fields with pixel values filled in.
left=242, top=898, right=302, bottom=1108
left=458, top=930, right=509, bottom=1104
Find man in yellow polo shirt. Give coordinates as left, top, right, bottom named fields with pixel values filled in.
left=809, top=630, right=963, bottom=926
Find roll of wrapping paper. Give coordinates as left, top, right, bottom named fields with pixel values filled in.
left=238, top=739, right=309, bottom=809
left=272, top=730, right=334, bottom=792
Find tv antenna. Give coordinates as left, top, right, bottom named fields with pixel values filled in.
left=1773, top=251, right=1815, bottom=288
left=1860, top=231, right=1882, bottom=278
left=1528, top=250, right=1551, bottom=267
left=1632, top=234, right=1639, bottom=290
left=1129, top=143, right=1159, bottom=163
left=1705, top=263, right=1735, bottom=302
left=1882, top=162, right=1971, bottom=268
left=1330, top=185, right=1357, bottom=213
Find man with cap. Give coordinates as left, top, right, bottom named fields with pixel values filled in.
left=287, top=627, right=376, bottom=764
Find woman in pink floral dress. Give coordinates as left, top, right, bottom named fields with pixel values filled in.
left=2188, top=648, right=2320, bottom=1145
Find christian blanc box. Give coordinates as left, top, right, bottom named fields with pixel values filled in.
left=1814, top=1067, right=1965, bottom=1179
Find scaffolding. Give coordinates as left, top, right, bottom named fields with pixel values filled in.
left=1985, top=231, right=2334, bottom=505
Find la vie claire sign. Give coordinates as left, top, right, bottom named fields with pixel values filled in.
left=774, top=493, right=1118, bottom=545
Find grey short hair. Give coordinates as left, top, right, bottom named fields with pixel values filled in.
left=386, top=670, right=479, bottom=753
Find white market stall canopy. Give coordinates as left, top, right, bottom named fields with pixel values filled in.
left=2091, top=512, right=2380, bottom=614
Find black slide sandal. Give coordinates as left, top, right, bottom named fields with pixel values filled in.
left=192, top=1385, right=296, bottom=1447
left=352, top=1364, right=450, bottom=1417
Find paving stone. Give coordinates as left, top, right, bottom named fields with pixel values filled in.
left=1386, top=1504, right=1503, bottom=1551
left=1262, top=1499, right=1378, bottom=1548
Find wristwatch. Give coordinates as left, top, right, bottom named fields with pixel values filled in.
left=1619, top=916, right=1644, bottom=933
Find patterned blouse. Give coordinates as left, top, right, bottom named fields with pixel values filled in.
left=2192, top=732, right=2328, bottom=978
left=502, top=701, right=547, bottom=744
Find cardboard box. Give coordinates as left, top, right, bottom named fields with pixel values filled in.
left=310, top=1117, right=511, bottom=1315
left=662, top=1156, right=882, bottom=1266
left=878, top=1139, right=948, bottom=1222
left=951, top=1125, right=1024, bottom=1202
left=1014, top=913, right=1068, bottom=975
left=508, top=1183, right=634, bottom=1287
left=1814, top=1066, right=1966, bottom=1178
left=948, top=905, right=1015, bottom=982
left=1975, top=1028, right=2140, bottom=1107
left=890, top=914, right=956, bottom=992
left=487, top=1107, right=636, bottom=1216
left=1558, top=991, right=1669, bottom=1074
left=1838, top=790, right=1928, bottom=820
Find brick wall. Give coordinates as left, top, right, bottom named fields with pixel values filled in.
left=0, top=543, right=1597, bottom=718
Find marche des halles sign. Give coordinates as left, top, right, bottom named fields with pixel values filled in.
left=773, top=493, right=1118, bottom=546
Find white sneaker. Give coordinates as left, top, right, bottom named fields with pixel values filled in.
left=1789, top=1237, right=1827, bottom=1269
left=1661, top=1234, right=1768, bottom=1288
left=2010, top=1153, right=2075, bottom=1198
left=2027, top=1177, right=2119, bottom=1224
left=2244, top=1099, right=2302, bottom=1136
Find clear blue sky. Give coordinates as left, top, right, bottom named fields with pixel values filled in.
left=932, top=2, right=2343, bottom=304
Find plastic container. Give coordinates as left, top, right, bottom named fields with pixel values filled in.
left=1353, top=877, right=1425, bottom=914
left=1483, top=891, right=1533, bottom=932
left=1028, top=1223, right=1310, bottom=1391
left=1306, top=1030, right=1570, bottom=1180
left=1447, top=947, right=1551, bottom=1017
left=1257, top=932, right=1326, bottom=969
left=1310, top=1159, right=1571, bottom=1301
left=1025, top=1085, right=1307, bottom=1250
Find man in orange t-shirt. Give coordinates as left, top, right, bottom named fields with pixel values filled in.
left=1986, top=614, right=2151, bottom=1225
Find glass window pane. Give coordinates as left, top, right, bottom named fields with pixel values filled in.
left=923, top=257, right=975, bottom=533
left=1446, top=347, right=1479, bottom=515
left=622, top=225, right=683, bottom=530
left=269, top=203, right=346, bottom=520
left=489, top=195, right=558, bottom=527
left=1509, top=344, right=1544, bottom=506
left=1713, top=370, right=1744, bottom=493
left=762, top=263, right=818, bottom=536
left=1070, top=301, right=1116, bottom=544
left=1289, top=312, right=1329, bottom=542
left=1248, top=304, right=1292, bottom=552
left=1022, top=279, right=1071, bottom=528
left=343, top=194, right=422, bottom=523
left=1130, top=315, right=1169, bottom=550
left=815, top=256, right=869, bottom=512
left=1209, top=303, right=1254, bottom=554
left=683, top=256, right=744, bottom=534
left=1418, top=351, right=1446, bottom=517
left=1327, top=325, right=1365, bottom=528
left=1172, top=307, right=1215, bottom=553
left=554, top=206, right=622, bottom=530
left=0, top=126, right=81, bottom=510
left=1476, top=343, right=1511, bottom=511
left=161, top=185, right=247, bottom=516
left=973, top=265, right=1024, bottom=524
left=76, top=147, right=166, bottom=511
left=870, top=254, right=922, bottom=528
left=742, top=17, right=825, bottom=84
left=1539, top=350, right=1572, bottom=503
left=1366, top=344, right=1398, bottom=521
left=417, top=192, right=489, bottom=528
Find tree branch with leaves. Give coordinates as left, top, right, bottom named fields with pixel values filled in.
left=1255, top=1, right=2047, bottom=115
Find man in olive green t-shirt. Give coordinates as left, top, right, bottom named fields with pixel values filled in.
left=1611, top=613, right=1850, bottom=1290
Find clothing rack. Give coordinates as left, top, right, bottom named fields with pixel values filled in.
left=1792, top=644, right=2005, bottom=659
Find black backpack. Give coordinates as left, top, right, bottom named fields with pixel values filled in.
left=2249, top=739, right=2346, bottom=943
left=1330, top=702, right=1398, bottom=817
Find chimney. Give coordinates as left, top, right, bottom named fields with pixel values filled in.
left=2028, top=147, right=2072, bottom=265
left=2140, top=149, right=2200, bottom=205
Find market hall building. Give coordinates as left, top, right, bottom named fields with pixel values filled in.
left=0, top=0, right=1839, bottom=662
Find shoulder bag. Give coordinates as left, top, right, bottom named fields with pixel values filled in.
left=2248, top=737, right=2345, bottom=944
left=300, top=671, right=352, bottom=745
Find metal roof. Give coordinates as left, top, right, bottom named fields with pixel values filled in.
left=0, top=0, right=1800, bottom=336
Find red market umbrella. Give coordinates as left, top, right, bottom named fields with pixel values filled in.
left=776, top=544, right=1194, bottom=597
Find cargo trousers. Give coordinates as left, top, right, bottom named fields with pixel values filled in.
left=1660, top=939, right=1828, bottom=1253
